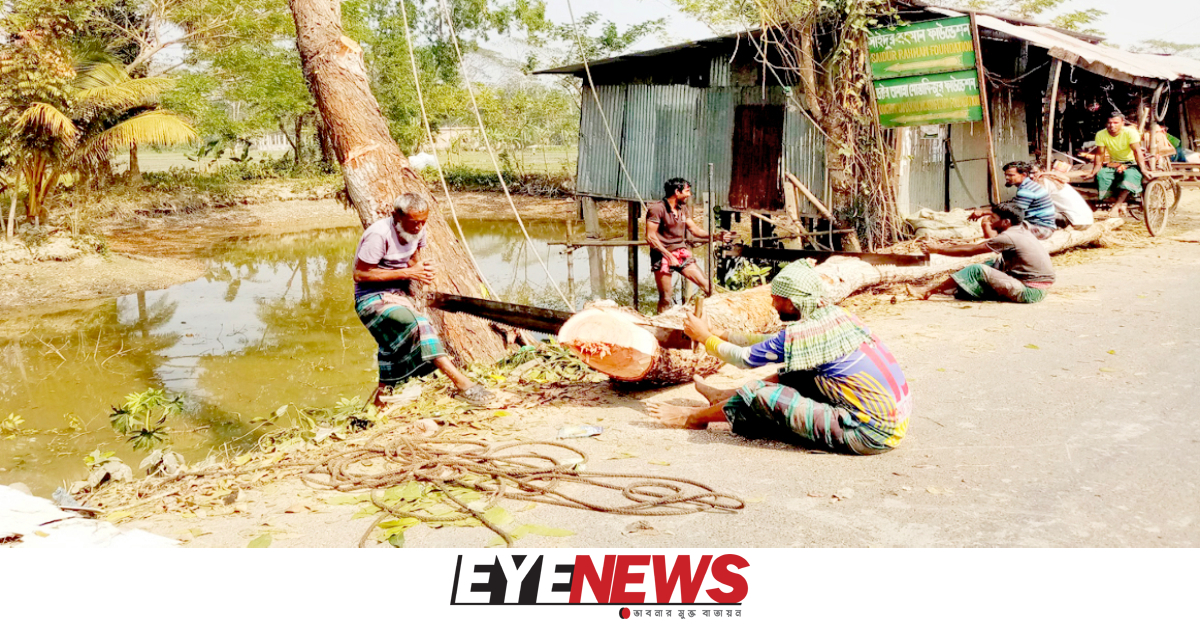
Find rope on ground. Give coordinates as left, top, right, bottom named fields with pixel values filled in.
left=300, top=430, right=746, bottom=548
left=436, top=0, right=575, bottom=312
left=397, top=0, right=497, bottom=300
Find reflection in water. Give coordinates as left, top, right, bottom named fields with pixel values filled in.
left=0, top=219, right=693, bottom=495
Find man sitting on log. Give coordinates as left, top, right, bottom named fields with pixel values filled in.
left=353, top=193, right=494, bottom=407
left=646, top=177, right=730, bottom=313
left=646, top=261, right=911, bottom=455
left=910, top=201, right=1055, bottom=304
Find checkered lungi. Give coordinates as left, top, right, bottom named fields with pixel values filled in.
left=951, top=262, right=1049, bottom=304
left=355, top=292, right=447, bottom=386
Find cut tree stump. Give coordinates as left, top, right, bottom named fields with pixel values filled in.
left=558, top=309, right=722, bottom=385
left=561, top=219, right=1122, bottom=384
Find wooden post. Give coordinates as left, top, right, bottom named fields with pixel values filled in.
left=581, top=196, right=606, bottom=299
left=969, top=12, right=1001, bottom=205
left=565, top=218, right=575, bottom=305
left=628, top=201, right=640, bottom=310
left=1149, top=88, right=1160, bottom=172
left=1045, top=59, right=1062, bottom=170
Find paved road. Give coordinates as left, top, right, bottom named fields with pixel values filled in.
left=456, top=238, right=1200, bottom=548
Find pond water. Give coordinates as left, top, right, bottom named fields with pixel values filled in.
left=0, top=219, right=672, bottom=495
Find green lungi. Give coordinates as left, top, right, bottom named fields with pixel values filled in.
left=355, top=292, right=447, bottom=386
left=951, top=263, right=1048, bottom=304
left=1095, top=165, right=1143, bottom=198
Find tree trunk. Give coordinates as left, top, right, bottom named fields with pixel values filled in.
left=6, top=173, right=19, bottom=240
left=317, top=114, right=336, bottom=166
left=129, top=141, right=142, bottom=186
left=562, top=219, right=1124, bottom=384
left=288, top=0, right=508, bottom=365
left=294, top=114, right=305, bottom=167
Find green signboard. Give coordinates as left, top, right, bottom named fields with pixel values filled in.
left=874, top=70, right=983, bottom=127
left=868, top=17, right=975, bottom=80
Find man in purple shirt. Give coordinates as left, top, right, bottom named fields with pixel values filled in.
left=353, top=193, right=493, bottom=407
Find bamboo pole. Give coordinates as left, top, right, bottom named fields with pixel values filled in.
left=1045, top=59, right=1062, bottom=171
left=969, top=12, right=1001, bottom=205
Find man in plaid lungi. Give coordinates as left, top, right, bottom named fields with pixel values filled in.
left=354, top=193, right=494, bottom=407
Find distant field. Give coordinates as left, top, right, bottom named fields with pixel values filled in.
left=113, top=149, right=291, bottom=173
left=118, top=147, right=577, bottom=175
left=436, top=146, right=576, bottom=175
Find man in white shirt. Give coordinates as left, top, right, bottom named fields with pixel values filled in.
left=353, top=193, right=494, bottom=407
left=1034, top=162, right=1094, bottom=229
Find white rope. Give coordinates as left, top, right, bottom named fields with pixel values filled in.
left=436, top=0, right=575, bottom=312
left=563, top=0, right=652, bottom=213
left=397, top=0, right=496, bottom=300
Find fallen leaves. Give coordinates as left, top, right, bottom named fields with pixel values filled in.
left=247, top=533, right=272, bottom=548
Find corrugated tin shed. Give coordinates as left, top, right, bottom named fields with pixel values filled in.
left=924, top=6, right=1200, bottom=87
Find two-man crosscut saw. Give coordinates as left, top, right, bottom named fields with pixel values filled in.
left=428, top=292, right=695, bottom=350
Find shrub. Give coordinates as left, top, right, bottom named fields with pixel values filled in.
left=425, top=164, right=573, bottom=198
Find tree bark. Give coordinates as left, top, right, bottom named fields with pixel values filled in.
left=129, top=141, right=142, bottom=186
left=6, top=173, right=19, bottom=240
left=316, top=114, right=336, bottom=165
left=293, top=113, right=305, bottom=167
left=288, top=0, right=507, bottom=365
left=563, top=219, right=1124, bottom=383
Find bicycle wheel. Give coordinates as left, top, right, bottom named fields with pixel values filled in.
left=1143, top=178, right=1172, bottom=236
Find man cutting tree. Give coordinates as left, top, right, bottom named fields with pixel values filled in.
left=353, top=193, right=495, bottom=407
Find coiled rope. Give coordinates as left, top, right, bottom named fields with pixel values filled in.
left=301, top=430, right=745, bottom=547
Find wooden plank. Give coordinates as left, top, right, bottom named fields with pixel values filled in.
left=784, top=172, right=834, bottom=220
left=969, top=12, right=1001, bottom=205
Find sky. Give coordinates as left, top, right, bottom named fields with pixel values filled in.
left=541, top=0, right=1200, bottom=56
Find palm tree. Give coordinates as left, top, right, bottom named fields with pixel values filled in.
left=10, top=54, right=198, bottom=221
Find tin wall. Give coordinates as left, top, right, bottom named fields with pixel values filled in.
left=577, top=84, right=825, bottom=211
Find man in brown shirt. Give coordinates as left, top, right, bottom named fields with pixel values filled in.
left=645, top=177, right=729, bottom=313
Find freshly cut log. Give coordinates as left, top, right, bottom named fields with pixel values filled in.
left=562, top=219, right=1123, bottom=384
left=558, top=308, right=721, bottom=385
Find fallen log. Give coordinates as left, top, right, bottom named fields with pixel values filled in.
left=560, top=219, right=1122, bottom=384
left=558, top=309, right=723, bottom=385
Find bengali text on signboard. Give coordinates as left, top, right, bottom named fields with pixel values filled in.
left=868, top=17, right=975, bottom=80
left=874, top=70, right=983, bottom=127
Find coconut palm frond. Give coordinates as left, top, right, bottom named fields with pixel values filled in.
left=75, top=77, right=176, bottom=114
left=76, top=110, right=198, bottom=163
left=16, top=103, right=79, bottom=147
left=72, top=58, right=130, bottom=92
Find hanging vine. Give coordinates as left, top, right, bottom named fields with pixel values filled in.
left=752, top=0, right=905, bottom=249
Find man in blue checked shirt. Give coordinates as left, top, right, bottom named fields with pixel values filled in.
left=990, top=161, right=1056, bottom=239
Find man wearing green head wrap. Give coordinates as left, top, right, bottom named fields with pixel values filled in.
left=647, top=261, right=912, bottom=455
